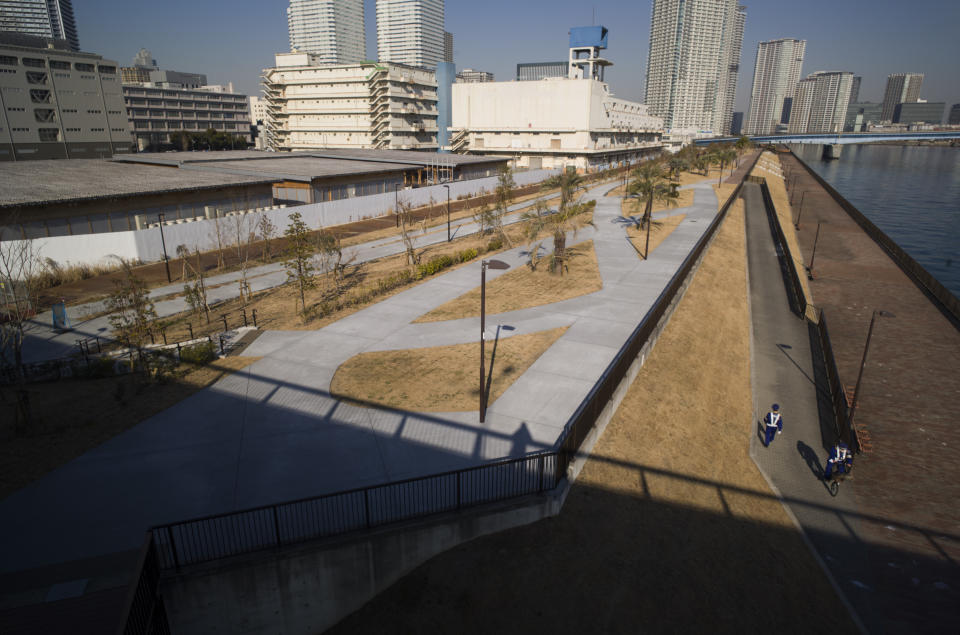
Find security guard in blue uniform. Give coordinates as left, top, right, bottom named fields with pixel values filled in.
left=824, top=442, right=853, bottom=480
left=763, top=404, right=782, bottom=447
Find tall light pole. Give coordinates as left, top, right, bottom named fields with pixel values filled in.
left=807, top=221, right=826, bottom=278
left=157, top=212, right=171, bottom=283
left=793, top=191, right=807, bottom=228
left=848, top=310, right=895, bottom=433
left=480, top=258, right=510, bottom=422
left=442, top=184, right=451, bottom=242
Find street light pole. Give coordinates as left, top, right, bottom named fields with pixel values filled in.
left=848, top=310, right=895, bottom=432
left=807, top=221, right=824, bottom=277
left=443, top=184, right=451, bottom=242
left=480, top=259, right=510, bottom=422
left=157, top=212, right=171, bottom=283
left=794, top=191, right=807, bottom=229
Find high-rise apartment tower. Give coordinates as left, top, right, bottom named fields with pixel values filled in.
left=287, top=0, right=365, bottom=64
left=376, top=0, right=444, bottom=69
left=788, top=71, right=853, bottom=134
left=848, top=76, right=861, bottom=104
left=745, top=38, right=805, bottom=135
left=0, top=0, right=78, bottom=51
left=645, top=0, right=745, bottom=134
left=880, top=72, right=923, bottom=122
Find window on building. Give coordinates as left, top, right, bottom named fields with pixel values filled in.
left=25, top=72, right=48, bottom=85
left=34, top=109, right=56, bottom=123
left=0, top=55, right=17, bottom=66
left=134, top=121, right=149, bottom=129
left=21, top=57, right=45, bottom=68
left=74, top=63, right=95, bottom=72
left=98, top=65, right=116, bottom=74
left=38, top=128, right=60, bottom=142
left=49, top=60, right=70, bottom=70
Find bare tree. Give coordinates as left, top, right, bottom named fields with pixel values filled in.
left=183, top=247, right=210, bottom=324
left=396, top=200, right=426, bottom=266
left=106, top=257, right=158, bottom=369
left=210, top=209, right=226, bottom=270
left=231, top=214, right=256, bottom=305
left=0, top=223, right=42, bottom=431
left=493, top=165, right=516, bottom=247
left=176, top=244, right=190, bottom=281
left=316, top=227, right=355, bottom=295
left=283, top=212, right=316, bottom=313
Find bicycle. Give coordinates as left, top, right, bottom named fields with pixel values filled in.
left=825, top=461, right=853, bottom=497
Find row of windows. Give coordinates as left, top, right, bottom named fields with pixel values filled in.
left=0, top=56, right=116, bottom=74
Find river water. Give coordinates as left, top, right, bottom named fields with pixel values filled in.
left=792, top=144, right=960, bottom=298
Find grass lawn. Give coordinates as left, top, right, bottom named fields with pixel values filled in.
left=329, top=197, right=855, bottom=633
left=330, top=327, right=567, bottom=412
left=415, top=241, right=601, bottom=323
left=0, top=356, right=259, bottom=500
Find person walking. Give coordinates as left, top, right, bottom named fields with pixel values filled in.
left=763, top=403, right=783, bottom=447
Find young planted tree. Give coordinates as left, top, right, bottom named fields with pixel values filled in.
left=0, top=223, right=42, bottom=431
left=231, top=214, right=256, bottom=304
left=316, top=228, right=355, bottom=295
left=492, top=165, right=517, bottom=247
left=716, top=146, right=738, bottom=183
left=256, top=212, right=277, bottom=263
left=667, top=155, right=689, bottom=182
left=176, top=244, right=190, bottom=281
left=520, top=171, right=593, bottom=275
left=106, top=258, right=158, bottom=363
left=627, top=159, right=680, bottom=258
left=735, top=135, right=752, bottom=166
left=396, top=200, right=426, bottom=266
left=183, top=247, right=210, bottom=324
left=283, top=211, right=316, bottom=313
left=210, top=210, right=226, bottom=270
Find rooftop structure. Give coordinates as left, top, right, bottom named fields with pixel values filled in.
left=516, top=61, right=567, bottom=82
left=262, top=54, right=439, bottom=151
left=287, top=0, right=365, bottom=64
left=455, top=68, right=493, bottom=83
left=0, top=0, right=78, bottom=51
left=567, top=26, right=611, bottom=81
left=376, top=0, right=444, bottom=69
left=645, top=0, right=745, bottom=134
left=0, top=34, right=131, bottom=161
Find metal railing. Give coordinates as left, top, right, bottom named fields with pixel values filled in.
left=117, top=533, right=170, bottom=635
left=755, top=177, right=809, bottom=318
left=812, top=309, right=858, bottom=452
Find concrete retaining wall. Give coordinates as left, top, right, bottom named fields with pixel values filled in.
left=4, top=169, right=560, bottom=273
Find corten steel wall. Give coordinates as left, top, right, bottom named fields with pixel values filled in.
left=1, top=168, right=561, bottom=272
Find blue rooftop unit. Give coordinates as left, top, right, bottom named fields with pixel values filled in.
left=569, top=26, right=608, bottom=50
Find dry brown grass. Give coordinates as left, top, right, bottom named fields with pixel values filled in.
left=0, top=356, right=259, bottom=500
left=757, top=152, right=815, bottom=317
left=714, top=182, right=738, bottom=206
left=331, top=198, right=854, bottom=634
left=625, top=214, right=686, bottom=258
left=620, top=188, right=694, bottom=217
left=415, top=242, right=601, bottom=323
left=330, top=327, right=567, bottom=412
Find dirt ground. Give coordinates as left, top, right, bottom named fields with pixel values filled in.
left=328, top=198, right=855, bottom=634
left=415, top=241, right=601, bottom=323
left=330, top=327, right=566, bottom=412
left=625, top=214, right=686, bottom=259
left=620, top=188, right=694, bottom=217
left=0, top=356, right=258, bottom=500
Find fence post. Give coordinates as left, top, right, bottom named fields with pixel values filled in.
left=364, top=489, right=371, bottom=529
left=221, top=314, right=228, bottom=331
left=273, top=507, right=282, bottom=547
left=160, top=328, right=167, bottom=345
left=252, top=309, right=257, bottom=327
left=456, top=472, right=462, bottom=510
left=148, top=330, right=155, bottom=345
left=166, top=526, right=180, bottom=571
left=242, top=309, right=248, bottom=327
left=94, top=336, right=101, bottom=353
left=538, top=454, right=545, bottom=492
left=187, top=323, right=193, bottom=340
left=218, top=335, right=225, bottom=355
left=176, top=342, right=181, bottom=361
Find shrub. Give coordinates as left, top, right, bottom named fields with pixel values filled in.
left=77, top=356, right=116, bottom=379
left=416, top=254, right=454, bottom=279
left=180, top=341, right=216, bottom=364
left=486, top=237, right=503, bottom=252
left=456, top=248, right=478, bottom=263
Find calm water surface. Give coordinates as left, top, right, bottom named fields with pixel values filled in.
left=793, top=144, right=960, bottom=298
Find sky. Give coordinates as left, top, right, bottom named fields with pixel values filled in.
left=76, top=0, right=960, bottom=116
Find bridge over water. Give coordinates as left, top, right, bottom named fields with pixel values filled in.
left=696, top=131, right=960, bottom=146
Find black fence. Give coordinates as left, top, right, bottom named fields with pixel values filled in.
left=117, top=534, right=170, bottom=635
left=813, top=310, right=858, bottom=453
left=152, top=451, right=558, bottom=570
left=755, top=177, right=809, bottom=318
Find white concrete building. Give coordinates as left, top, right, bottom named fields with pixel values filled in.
left=262, top=53, right=438, bottom=151
left=788, top=71, right=853, bottom=134
left=287, top=0, right=365, bottom=64
left=376, top=0, right=444, bottom=69
left=0, top=34, right=131, bottom=160
left=451, top=78, right=662, bottom=171
left=645, top=0, right=745, bottom=135
left=745, top=38, right=806, bottom=135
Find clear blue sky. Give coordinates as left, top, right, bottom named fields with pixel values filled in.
left=77, top=0, right=960, bottom=115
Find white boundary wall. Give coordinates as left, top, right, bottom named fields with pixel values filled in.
left=5, top=169, right=560, bottom=272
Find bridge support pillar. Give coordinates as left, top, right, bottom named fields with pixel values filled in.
left=822, top=144, right=842, bottom=160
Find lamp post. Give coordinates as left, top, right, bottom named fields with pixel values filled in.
left=442, top=184, right=451, bottom=242
left=794, top=191, right=807, bottom=229
left=807, top=221, right=826, bottom=278
left=157, top=212, right=171, bottom=283
left=848, top=310, right=896, bottom=433
left=480, top=258, right=510, bottom=422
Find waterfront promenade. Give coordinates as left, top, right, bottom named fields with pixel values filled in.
left=779, top=150, right=960, bottom=630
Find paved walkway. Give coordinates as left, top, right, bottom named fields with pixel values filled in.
left=743, top=180, right=960, bottom=632
left=0, top=178, right=721, bottom=578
